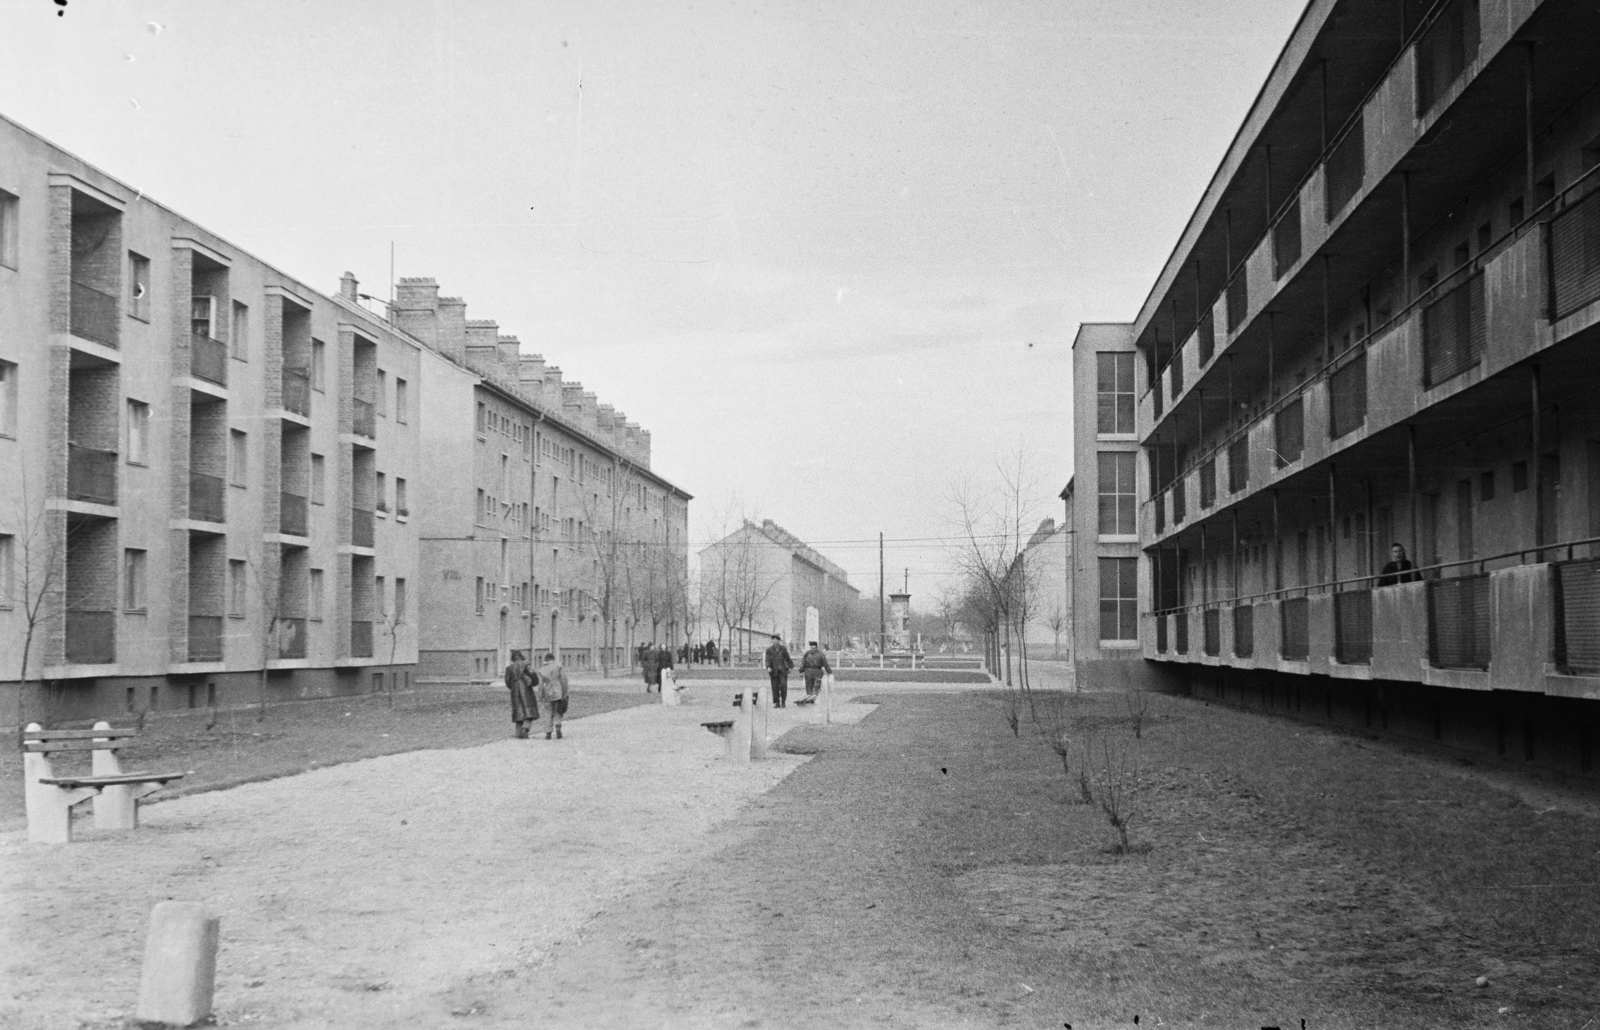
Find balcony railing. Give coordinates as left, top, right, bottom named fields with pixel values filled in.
left=1280, top=598, right=1309, bottom=660
left=65, top=610, right=115, bottom=664
left=280, top=491, right=308, bottom=537
left=1171, top=476, right=1187, bottom=525
left=1334, top=590, right=1373, bottom=665
left=187, top=615, right=223, bottom=663
left=1226, top=272, right=1248, bottom=333
left=1329, top=353, right=1367, bottom=438
left=1275, top=398, right=1304, bottom=467
left=189, top=472, right=225, bottom=523
left=1428, top=574, right=1490, bottom=670
left=1202, top=608, right=1221, bottom=657
left=1174, top=611, right=1189, bottom=655
left=69, top=280, right=118, bottom=347
left=1416, top=0, right=1479, bottom=117
left=1199, top=459, right=1216, bottom=510
left=1170, top=347, right=1185, bottom=397
left=1153, top=490, right=1166, bottom=535
left=1422, top=271, right=1485, bottom=387
left=191, top=332, right=228, bottom=386
left=1197, top=311, right=1215, bottom=366
left=352, top=398, right=376, bottom=439
left=351, top=506, right=375, bottom=548
left=1228, top=437, right=1249, bottom=493
left=1554, top=557, right=1600, bottom=675
left=1324, top=112, right=1365, bottom=220
left=67, top=443, right=118, bottom=505
left=1273, top=197, right=1302, bottom=278
left=1155, top=614, right=1168, bottom=654
left=1233, top=604, right=1254, bottom=658
left=282, top=366, right=311, bottom=416
left=1549, top=185, right=1600, bottom=320
left=276, top=616, right=307, bottom=660
left=350, top=619, right=374, bottom=658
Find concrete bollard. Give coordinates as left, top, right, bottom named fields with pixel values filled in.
left=822, top=672, right=834, bottom=724
left=729, top=690, right=752, bottom=764
left=660, top=668, right=679, bottom=706
left=92, top=720, right=137, bottom=830
left=135, top=901, right=220, bottom=1028
left=752, top=685, right=769, bottom=760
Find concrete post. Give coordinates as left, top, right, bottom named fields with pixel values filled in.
left=660, top=667, right=679, bottom=706
left=92, top=720, right=136, bottom=830
left=752, top=685, right=769, bottom=760
left=729, top=690, right=752, bottom=764
left=135, top=902, right=220, bottom=1028
left=822, top=672, right=834, bottom=725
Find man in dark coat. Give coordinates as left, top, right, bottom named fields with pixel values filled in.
left=1377, top=543, right=1422, bottom=586
left=764, top=633, right=793, bottom=708
left=503, top=650, right=539, bottom=738
left=656, top=642, right=675, bottom=686
left=798, top=640, right=832, bottom=700
left=642, top=643, right=660, bottom=693
left=706, top=639, right=720, bottom=666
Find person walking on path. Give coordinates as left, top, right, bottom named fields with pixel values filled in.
left=655, top=642, right=675, bottom=689
left=799, top=641, right=832, bottom=700
left=1378, top=543, right=1422, bottom=586
left=503, top=650, right=539, bottom=739
left=537, top=652, right=570, bottom=740
left=764, top=634, right=793, bottom=708
left=641, top=643, right=660, bottom=694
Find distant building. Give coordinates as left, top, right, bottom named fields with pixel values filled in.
left=698, top=519, right=859, bottom=651
left=1016, top=516, right=1072, bottom=659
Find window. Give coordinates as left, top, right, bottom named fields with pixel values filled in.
left=126, top=400, right=150, bottom=465
left=395, top=378, right=407, bottom=423
left=475, top=576, right=485, bottom=614
left=0, top=189, right=17, bottom=269
left=394, top=577, right=407, bottom=620
left=376, top=472, right=387, bottom=513
left=1096, top=352, right=1136, bottom=435
left=228, top=559, right=247, bottom=617
left=309, top=568, right=324, bottom=620
left=311, top=339, right=326, bottom=392
left=376, top=371, right=387, bottom=416
left=376, top=575, right=386, bottom=617
left=231, top=301, right=249, bottom=360
left=1098, top=557, right=1138, bottom=642
left=128, top=252, right=150, bottom=321
left=123, top=548, right=147, bottom=611
left=477, top=402, right=487, bottom=437
left=396, top=478, right=407, bottom=516
left=311, top=453, right=325, bottom=504
left=0, top=360, right=18, bottom=437
left=0, top=533, right=14, bottom=606
left=1097, top=451, right=1137, bottom=535
left=229, top=429, right=248, bottom=486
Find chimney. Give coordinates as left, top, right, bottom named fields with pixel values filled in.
left=560, top=383, right=586, bottom=424
left=339, top=271, right=359, bottom=303
left=463, top=318, right=498, bottom=374
left=638, top=428, right=652, bottom=467
left=390, top=277, right=440, bottom=350
left=544, top=365, right=563, bottom=391
left=496, top=334, right=522, bottom=374
left=437, top=296, right=468, bottom=363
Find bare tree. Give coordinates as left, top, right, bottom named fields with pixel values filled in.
left=701, top=507, right=781, bottom=660
left=1045, top=599, right=1067, bottom=660
left=1096, top=734, right=1140, bottom=854
left=581, top=461, right=639, bottom=677
left=4, top=473, right=76, bottom=735
left=381, top=585, right=406, bottom=708
left=244, top=541, right=288, bottom=723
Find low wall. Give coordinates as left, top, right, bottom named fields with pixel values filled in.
left=677, top=668, right=993, bottom=684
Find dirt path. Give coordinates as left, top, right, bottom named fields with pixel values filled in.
left=1, top=686, right=872, bottom=1029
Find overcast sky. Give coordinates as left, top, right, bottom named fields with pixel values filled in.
left=1, top=0, right=1302, bottom=598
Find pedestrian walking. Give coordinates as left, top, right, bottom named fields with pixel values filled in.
left=799, top=640, right=832, bottom=699
left=656, top=641, right=675, bottom=687
left=764, top=633, right=793, bottom=708
left=705, top=639, right=720, bottom=666
left=537, top=651, right=570, bottom=740
left=642, top=643, right=660, bottom=693
left=503, top=650, right=539, bottom=739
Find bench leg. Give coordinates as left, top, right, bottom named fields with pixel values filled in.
left=91, top=721, right=139, bottom=830
left=728, top=691, right=752, bottom=764
left=24, top=750, right=97, bottom=845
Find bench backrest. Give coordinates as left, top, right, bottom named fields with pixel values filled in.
left=23, top=727, right=139, bottom=753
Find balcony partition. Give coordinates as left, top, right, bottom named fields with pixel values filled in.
left=1555, top=557, right=1600, bottom=675
left=1174, top=610, right=1189, bottom=655
left=1228, top=438, right=1249, bottom=493
left=69, top=281, right=118, bottom=347
left=1203, top=608, right=1221, bottom=656
left=352, top=398, right=376, bottom=439
left=1334, top=590, right=1373, bottom=665
left=189, top=472, right=225, bottom=523
left=1427, top=573, right=1490, bottom=670
left=282, top=367, right=311, bottom=416
left=1281, top=598, right=1309, bottom=660
left=1324, top=113, right=1365, bottom=219
left=65, top=610, right=115, bottom=664
left=1170, top=351, right=1184, bottom=397
left=351, top=506, right=375, bottom=548
left=1199, top=459, right=1216, bottom=510
left=1171, top=476, right=1187, bottom=525
left=1329, top=353, right=1368, bottom=439
left=1233, top=604, right=1254, bottom=658
left=191, top=333, right=227, bottom=386
left=1549, top=185, right=1600, bottom=320
left=1415, top=0, right=1479, bottom=117
left=67, top=444, right=118, bottom=505
left=1197, top=311, right=1215, bottom=366
left=1226, top=272, right=1248, bottom=333
left=280, top=491, right=308, bottom=536
left=1273, top=197, right=1302, bottom=278
left=1154, top=490, right=1166, bottom=534
left=188, top=615, right=223, bottom=663
left=1422, top=272, right=1485, bottom=387
left=1275, top=399, right=1304, bottom=467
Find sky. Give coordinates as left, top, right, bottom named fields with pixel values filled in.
left=0, top=0, right=1304, bottom=599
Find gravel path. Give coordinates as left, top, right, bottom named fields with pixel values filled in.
left=1, top=685, right=874, bottom=1029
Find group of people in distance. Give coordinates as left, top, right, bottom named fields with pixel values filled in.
left=502, top=651, right=570, bottom=740
left=762, top=634, right=832, bottom=708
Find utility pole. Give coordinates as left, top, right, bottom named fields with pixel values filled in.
left=879, top=532, right=886, bottom=656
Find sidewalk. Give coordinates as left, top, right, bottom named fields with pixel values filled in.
left=0, top=684, right=875, bottom=1030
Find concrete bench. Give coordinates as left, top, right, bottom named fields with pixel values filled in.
left=23, top=722, right=186, bottom=844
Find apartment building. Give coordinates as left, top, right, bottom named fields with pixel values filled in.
left=1016, top=516, right=1073, bottom=659
left=698, top=519, right=860, bottom=651
left=1124, top=0, right=1600, bottom=772
left=397, top=278, right=691, bottom=681
left=0, top=115, right=420, bottom=724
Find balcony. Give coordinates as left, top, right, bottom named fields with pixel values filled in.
left=1422, top=272, right=1485, bottom=388
left=1227, top=438, right=1249, bottom=494
left=67, top=443, right=118, bottom=506
left=1174, top=610, right=1189, bottom=655
left=1554, top=558, right=1600, bottom=675
left=65, top=609, right=115, bottom=665
left=280, top=491, right=308, bottom=537
left=352, top=398, right=376, bottom=439
left=1155, top=614, right=1168, bottom=654
left=1323, top=113, right=1365, bottom=221
left=1233, top=604, right=1254, bottom=658
left=276, top=616, right=307, bottom=660
left=351, top=506, right=374, bottom=548
left=191, top=333, right=228, bottom=386
left=350, top=619, right=374, bottom=658
left=1225, top=272, right=1248, bottom=334
left=1416, top=0, right=1479, bottom=118
left=188, top=615, right=223, bottom=663
left=1202, top=609, right=1221, bottom=657
left=69, top=281, right=118, bottom=347
left=1548, top=186, right=1600, bottom=321
left=1334, top=590, right=1373, bottom=665
left=1329, top=353, right=1368, bottom=439
left=189, top=472, right=225, bottom=523
left=1280, top=598, right=1309, bottom=660
left=1428, top=574, right=1490, bottom=670
left=282, top=366, right=311, bottom=417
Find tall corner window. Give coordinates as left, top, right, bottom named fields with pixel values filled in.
left=376, top=370, right=387, bottom=416
left=311, top=453, right=326, bottom=505
left=230, top=300, right=249, bottom=360
left=395, top=378, right=408, bottom=423
left=0, top=533, right=15, bottom=607
left=0, top=359, right=17, bottom=437
left=123, top=548, right=147, bottom=612
left=229, top=429, right=248, bottom=486
left=1097, top=451, right=1136, bottom=535
left=394, top=577, right=407, bottom=620
left=128, top=252, right=151, bottom=321
left=126, top=399, right=150, bottom=465
left=311, top=339, right=326, bottom=392
left=1096, top=352, right=1135, bottom=435
left=396, top=477, right=407, bottom=514
left=1098, top=557, right=1138, bottom=642
left=308, top=568, right=325, bottom=620
left=228, top=558, right=247, bottom=617
left=0, top=189, right=17, bottom=269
